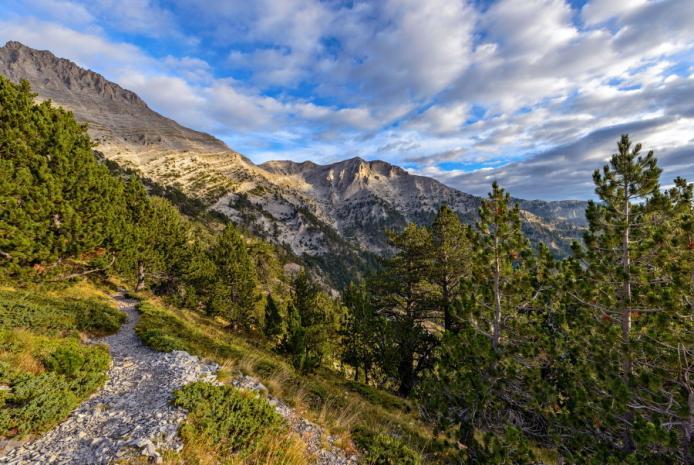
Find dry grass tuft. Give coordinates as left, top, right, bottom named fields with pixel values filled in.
left=0, top=329, right=45, bottom=375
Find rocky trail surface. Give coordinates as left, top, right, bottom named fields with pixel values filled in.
left=0, top=294, right=358, bottom=465
left=0, top=294, right=219, bottom=465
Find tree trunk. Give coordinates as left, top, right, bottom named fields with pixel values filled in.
left=398, top=350, right=415, bottom=396
left=492, top=235, right=502, bottom=352
left=135, top=262, right=146, bottom=292
left=621, top=189, right=635, bottom=453
left=683, top=353, right=693, bottom=465
left=443, top=281, right=452, bottom=332
left=622, top=194, right=632, bottom=374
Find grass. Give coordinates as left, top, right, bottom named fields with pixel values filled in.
left=133, top=296, right=442, bottom=463
left=0, top=286, right=126, bottom=337
left=0, top=281, right=125, bottom=438
left=352, top=426, right=422, bottom=465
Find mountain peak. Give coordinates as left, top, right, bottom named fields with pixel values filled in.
left=345, top=156, right=366, bottom=164
left=0, top=40, right=147, bottom=108
left=0, top=42, right=588, bottom=261
left=0, top=41, right=229, bottom=154
left=4, top=40, right=28, bottom=49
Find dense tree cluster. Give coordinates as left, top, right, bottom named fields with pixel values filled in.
left=339, top=135, right=693, bottom=464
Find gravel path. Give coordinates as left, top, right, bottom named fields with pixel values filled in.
left=0, top=294, right=219, bottom=465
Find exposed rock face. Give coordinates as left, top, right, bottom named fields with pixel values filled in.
left=0, top=41, right=587, bottom=282
left=0, top=40, right=255, bottom=201
left=0, top=41, right=226, bottom=153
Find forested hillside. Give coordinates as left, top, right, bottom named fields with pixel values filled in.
left=1, top=75, right=692, bottom=465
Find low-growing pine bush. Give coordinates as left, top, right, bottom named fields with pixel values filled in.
left=0, top=340, right=110, bottom=437
left=0, top=290, right=125, bottom=336
left=174, top=382, right=284, bottom=455
left=135, top=302, right=241, bottom=358
left=352, top=426, right=422, bottom=465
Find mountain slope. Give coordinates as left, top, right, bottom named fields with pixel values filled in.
left=0, top=40, right=365, bottom=282
left=0, top=41, right=587, bottom=284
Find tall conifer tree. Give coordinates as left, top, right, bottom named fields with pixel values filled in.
left=431, top=205, right=471, bottom=332
left=375, top=224, right=438, bottom=395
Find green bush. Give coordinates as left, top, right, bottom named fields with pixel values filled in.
left=42, top=346, right=85, bottom=377
left=352, top=426, right=422, bottom=465
left=3, top=372, right=78, bottom=436
left=0, top=288, right=114, bottom=438
left=253, top=359, right=280, bottom=377
left=345, top=381, right=411, bottom=412
left=174, top=382, right=285, bottom=455
left=0, top=341, right=110, bottom=437
left=73, top=301, right=126, bottom=335
left=136, top=328, right=183, bottom=352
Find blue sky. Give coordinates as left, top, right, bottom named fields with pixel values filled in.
left=0, top=0, right=693, bottom=199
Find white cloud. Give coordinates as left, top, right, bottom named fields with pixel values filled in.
left=327, top=0, right=475, bottom=105
left=23, top=0, right=94, bottom=25
left=581, top=0, right=647, bottom=26
left=407, top=103, right=470, bottom=135
left=482, top=0, right=577, bottom=58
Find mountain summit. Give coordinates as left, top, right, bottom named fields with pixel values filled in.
left=0, top=41, right=586, bottom=283
left=0, top=41, right=224, bottom=152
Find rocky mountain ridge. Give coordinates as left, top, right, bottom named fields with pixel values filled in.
left=262, top=157, right=587, bottom=251
left=0, top=41, right=587, bottom=284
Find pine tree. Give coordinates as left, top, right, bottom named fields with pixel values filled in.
left=209, top=225, right=260, bottom=329
left=374, top=224, right=438, bottom=396
left=430, top=205, right=471, bottom=332
left=420, top=183, right=544, bottom=463
left=0, top=77, right=124, bottom=274
left=570, top=135, right=694, bottom=462
left=341, top=281, right=385, bottom=383
left=263, top=294, right=283, bottom=341
left=282, top=271, right=342, bottom=372
left=632, top=176, right=694, bottom=463
left=466, top=181, right=531, bottom=351
left=578, top=135, right=662, bottom=456
left=283, top=302, right=306, bottom=368
left=667, top=178, right=694, bottom=464
left=116, top=177, right=158, bottom=290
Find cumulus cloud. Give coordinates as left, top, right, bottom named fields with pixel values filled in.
left=581, top=0, right=647, bottom=26
left=441, top=116, right=694, bottom=200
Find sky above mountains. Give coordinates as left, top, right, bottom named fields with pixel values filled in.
left=0, top=0, right=692, bottom=200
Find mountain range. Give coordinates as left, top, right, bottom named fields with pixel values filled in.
left=0, top=41, right=587, bottom=284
